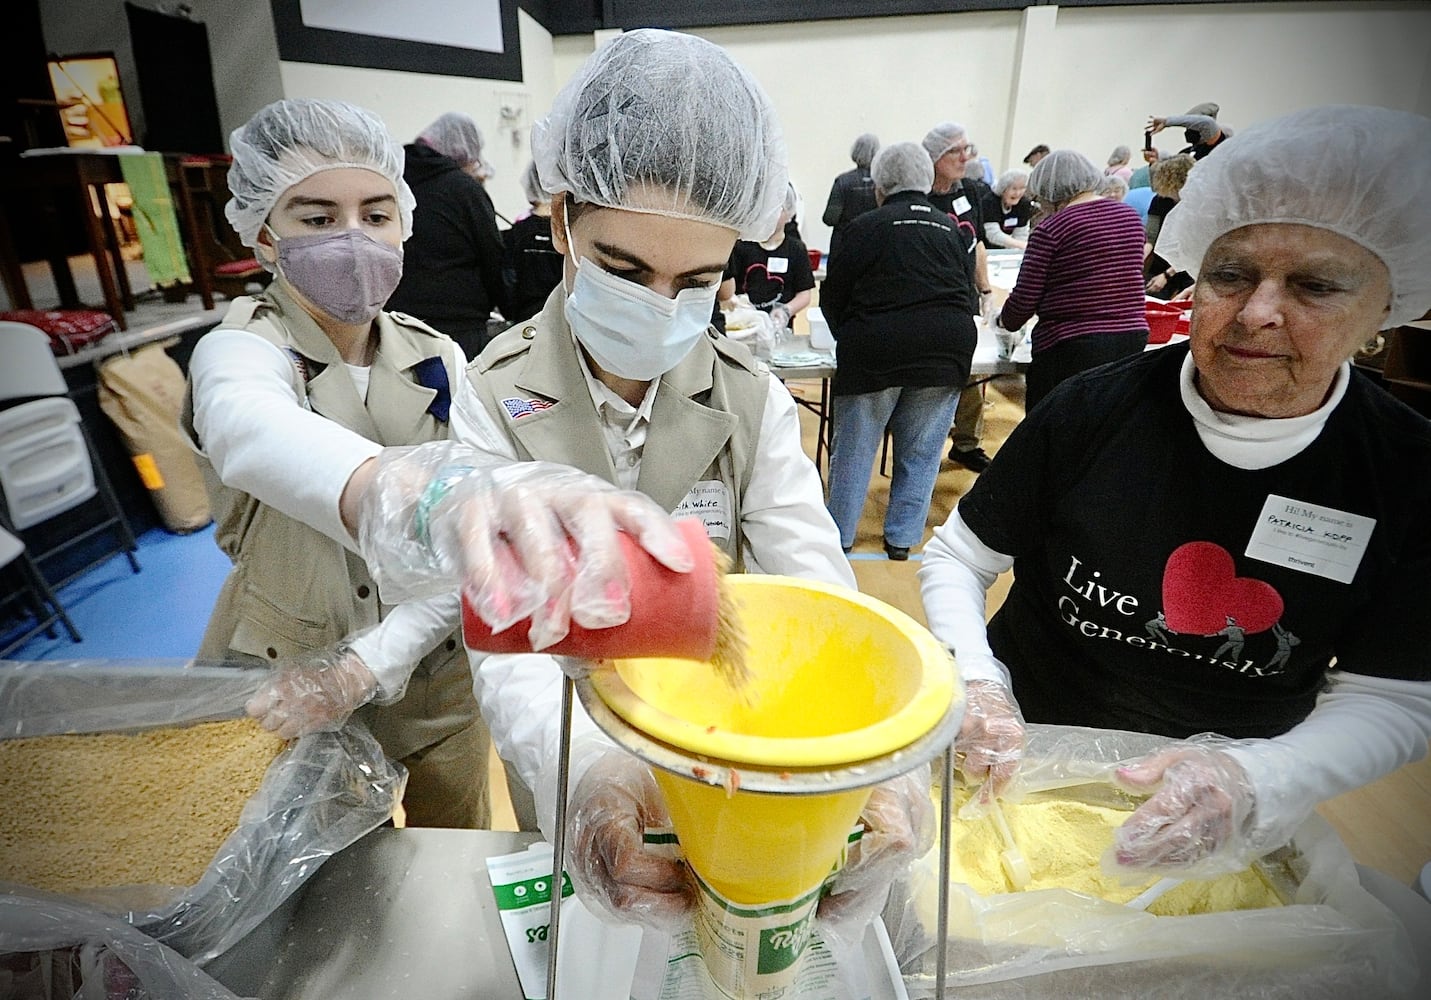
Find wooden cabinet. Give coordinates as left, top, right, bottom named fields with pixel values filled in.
left=1381, top=320, right=1431, bottom=417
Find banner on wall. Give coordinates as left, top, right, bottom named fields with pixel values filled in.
left=270, top=0, right=522, bottom=81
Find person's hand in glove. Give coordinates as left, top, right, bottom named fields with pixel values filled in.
left=768, top=303, right=792, bottom=332
left=817, top=767, right=935, bottom=945
left=980, top=290, right=1001, bottom=329
left=354, top=442, right=695, bottom=651
left=567, top=750, right=695, bottom=929
left=956, top=680, right=1025, bottom=806
left=246, top=643, right=377, bottom=740
left=1110, top=743, right=1256, bottom=876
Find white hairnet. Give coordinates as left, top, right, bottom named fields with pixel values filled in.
left=992, top=168, right=1028, bottom=197
left=520, top=160, right=548, bottom=205
left=531, top=29, right=787, bottom=241
left=417, top=112, right=485, bottom=167
left=226, top=99, right=415, bottom=253
left=1107, top=145, right=1131, bottom=167
left=1027, top=149, right=1102, bottom=206
left=921, top=121, right=967, bottom=163
left=851, top=133, right=880, bottom=169
left=1159, top=105, right=1431, bottom=328
left=871, top=142, right=934, bottom=196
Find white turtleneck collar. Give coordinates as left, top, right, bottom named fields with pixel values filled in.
left=1179, top=353, right=1350, bottom=470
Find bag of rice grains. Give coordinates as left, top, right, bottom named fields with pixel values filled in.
left=885, top=725, right=1419, bottom=1000
left=0, top=659, right=405, bottom=966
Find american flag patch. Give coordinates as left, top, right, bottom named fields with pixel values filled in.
left=500, top=396, right=554, bottom=420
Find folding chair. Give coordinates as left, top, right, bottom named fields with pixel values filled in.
left=0, top=524, right=81, bottom=656
left=0, top=323, right=139, bottom=589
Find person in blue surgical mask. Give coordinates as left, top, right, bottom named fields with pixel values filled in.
left=185, top=98, right=694, bottom=830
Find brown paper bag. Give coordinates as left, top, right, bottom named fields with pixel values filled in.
left=97, top=342, right=211, bottom=533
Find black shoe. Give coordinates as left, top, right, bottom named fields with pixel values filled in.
left=884, top=541, right=910, bottom=561
left=947, top=446, right=992, bottom=472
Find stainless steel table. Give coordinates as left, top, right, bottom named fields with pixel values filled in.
left=217, top=828, right=541, bottom=999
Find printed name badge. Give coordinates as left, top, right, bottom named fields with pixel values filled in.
left=1245, top=494, right=1375, bottom=584
left=953, top=196, right=972, bottom=216
left=673, top=480, right=732, bottom=541
left=1004, top=215, right=1020, bottom=228
left=767, top=256, right=789, bottom=274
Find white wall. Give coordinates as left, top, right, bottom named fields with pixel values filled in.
left=277, top=9, right=556, bottom=222
left=654, top=1, right=1431, bottom=254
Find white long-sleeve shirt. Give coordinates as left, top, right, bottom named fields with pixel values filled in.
left=919, top=354, right=1431, bottom=848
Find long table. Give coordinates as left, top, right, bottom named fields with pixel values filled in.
left=772, top=321, right=1029, bottom=479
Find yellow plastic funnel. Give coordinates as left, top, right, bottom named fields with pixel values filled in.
left=578, top=575, right=961, bottom=906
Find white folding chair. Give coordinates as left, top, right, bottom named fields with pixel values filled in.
left=0, top=323, right=139, bottom=588
left=0, top=524, right=81, bottom=656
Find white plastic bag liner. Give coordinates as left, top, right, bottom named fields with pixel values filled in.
left=885, top=725, right=1419, bottom=999
left=0, top=659, right=405, bottom=965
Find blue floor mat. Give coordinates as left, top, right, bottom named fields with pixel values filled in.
left=4, top=524, right=231, bottom=660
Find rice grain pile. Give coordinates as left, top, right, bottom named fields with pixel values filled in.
left=0, top=719, right=286, bottom=893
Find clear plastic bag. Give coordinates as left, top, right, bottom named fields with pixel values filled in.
left=890, top=724, right=1419, bottom=999
left=0, top=886, right=243, bottom=1000
left=0, top=659, right=405, bottom=966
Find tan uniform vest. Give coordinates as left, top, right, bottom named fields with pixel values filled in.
left=470, top=286, right=769, bottom=568
left=185, top=284, right=482, bottom=797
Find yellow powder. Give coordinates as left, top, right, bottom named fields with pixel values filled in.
left=945, top=788, right=1281, bottom=914
left=0, top=719, right=286, bottom=893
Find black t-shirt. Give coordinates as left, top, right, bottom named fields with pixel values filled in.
left=927, top=180, right=984, bottom=254
left=502, top=213, right=564, bottom=323
left=958, top=344, right=1431, bottom=739
left=724, top=235, right=816, bottom=320
left=979, top=190, right=1033, bottom=245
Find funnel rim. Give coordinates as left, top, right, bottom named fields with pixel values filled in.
left=577, top=677, right=963, bottom=794
left=588, top=575, right=959, bottom=767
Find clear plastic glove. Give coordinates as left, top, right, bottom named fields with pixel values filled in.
left=356, top=442, right=693, bottom=651
left=768, top=303, right=791, bottom=331
left=1109, top=742, right=1257, bottom=877
left=955, top=680, right=1025, bottom=806
left=245, top=644, right=377, bottom=740
left=817, top=766, right=935, bottom=946
left=567, top=750, right=695, bottom=930
left=980, top=291, right=1000, bottom=329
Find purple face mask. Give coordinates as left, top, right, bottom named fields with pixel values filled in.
left=270, top=227, right=404, bottom=326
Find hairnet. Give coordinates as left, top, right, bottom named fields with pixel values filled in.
left=226, top=99, right=415, bottom=254
left=871, top=141, right=934, bottom=197
left=1187, top=102, right=1220, bottom=118
left=1097, top=174, right=1128, bottom=200
left=417, top=112, right=484, bottom=167
left=1158, top=105, right=1431, bottom=328
left=850, top=133, right=880, bottom=169
left=520, top=160, right=548, bottom=204
left=780, top=183, right=798, bottom=217
left=531, top=28, right=787, bottom=241
left=921, top=122, right=968, bottom=163
left=1027, top=149, right=1102, bottom=206
left=992, top=169, right=1028, bottom=197
left=1023, top=144, right=1049, bottom=164
left=1107, top=145, right=1131, bottom=167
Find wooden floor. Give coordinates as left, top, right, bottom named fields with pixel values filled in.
left=487, top=370, right=1431, bottom=886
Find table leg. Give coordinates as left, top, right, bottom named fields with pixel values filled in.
left=98, top=190, right=134, bottom=309
left=0, top=208, right=34, bottom=310
left=76, top=184, right=127, bottom=330
left=816, top=376, right=832, bottom=477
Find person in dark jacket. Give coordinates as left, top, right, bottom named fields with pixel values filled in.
left=502, top=161, right=564, bottom=323
left=822, top=141, right=979, bottom=561
left=821, top=133, right=879, bottom=265
left=386, top=112, right=508, bottom=358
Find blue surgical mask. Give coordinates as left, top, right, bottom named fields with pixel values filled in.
left=562, top=221, right=715, bottom=381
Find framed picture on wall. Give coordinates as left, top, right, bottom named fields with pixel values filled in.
left=47, top=52, right=135, bottom=148
left=269, top=0, right=522, bottom=82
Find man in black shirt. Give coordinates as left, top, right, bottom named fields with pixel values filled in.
left=821, top=133, right=880, bottom=266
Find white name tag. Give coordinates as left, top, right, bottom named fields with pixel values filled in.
left=767, top=256, right=789, bottom=274
left=1004, top=216, right=1020, bottom=228
left=1244, top=494, right=1375, bottom=584
left=953, top=196, right=972, bottom=216
left=673, top=480, right=732, bottom=541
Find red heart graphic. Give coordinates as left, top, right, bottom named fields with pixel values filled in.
left=743, top=262, right=785, bottom=307
left=1161, top=541, right=1284, bottom=636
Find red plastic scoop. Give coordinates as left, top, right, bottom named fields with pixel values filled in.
left=461, top=518, right=720, bottom=661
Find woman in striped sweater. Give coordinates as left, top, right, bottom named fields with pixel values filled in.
left=995, top=149, right=1149, bottom=411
